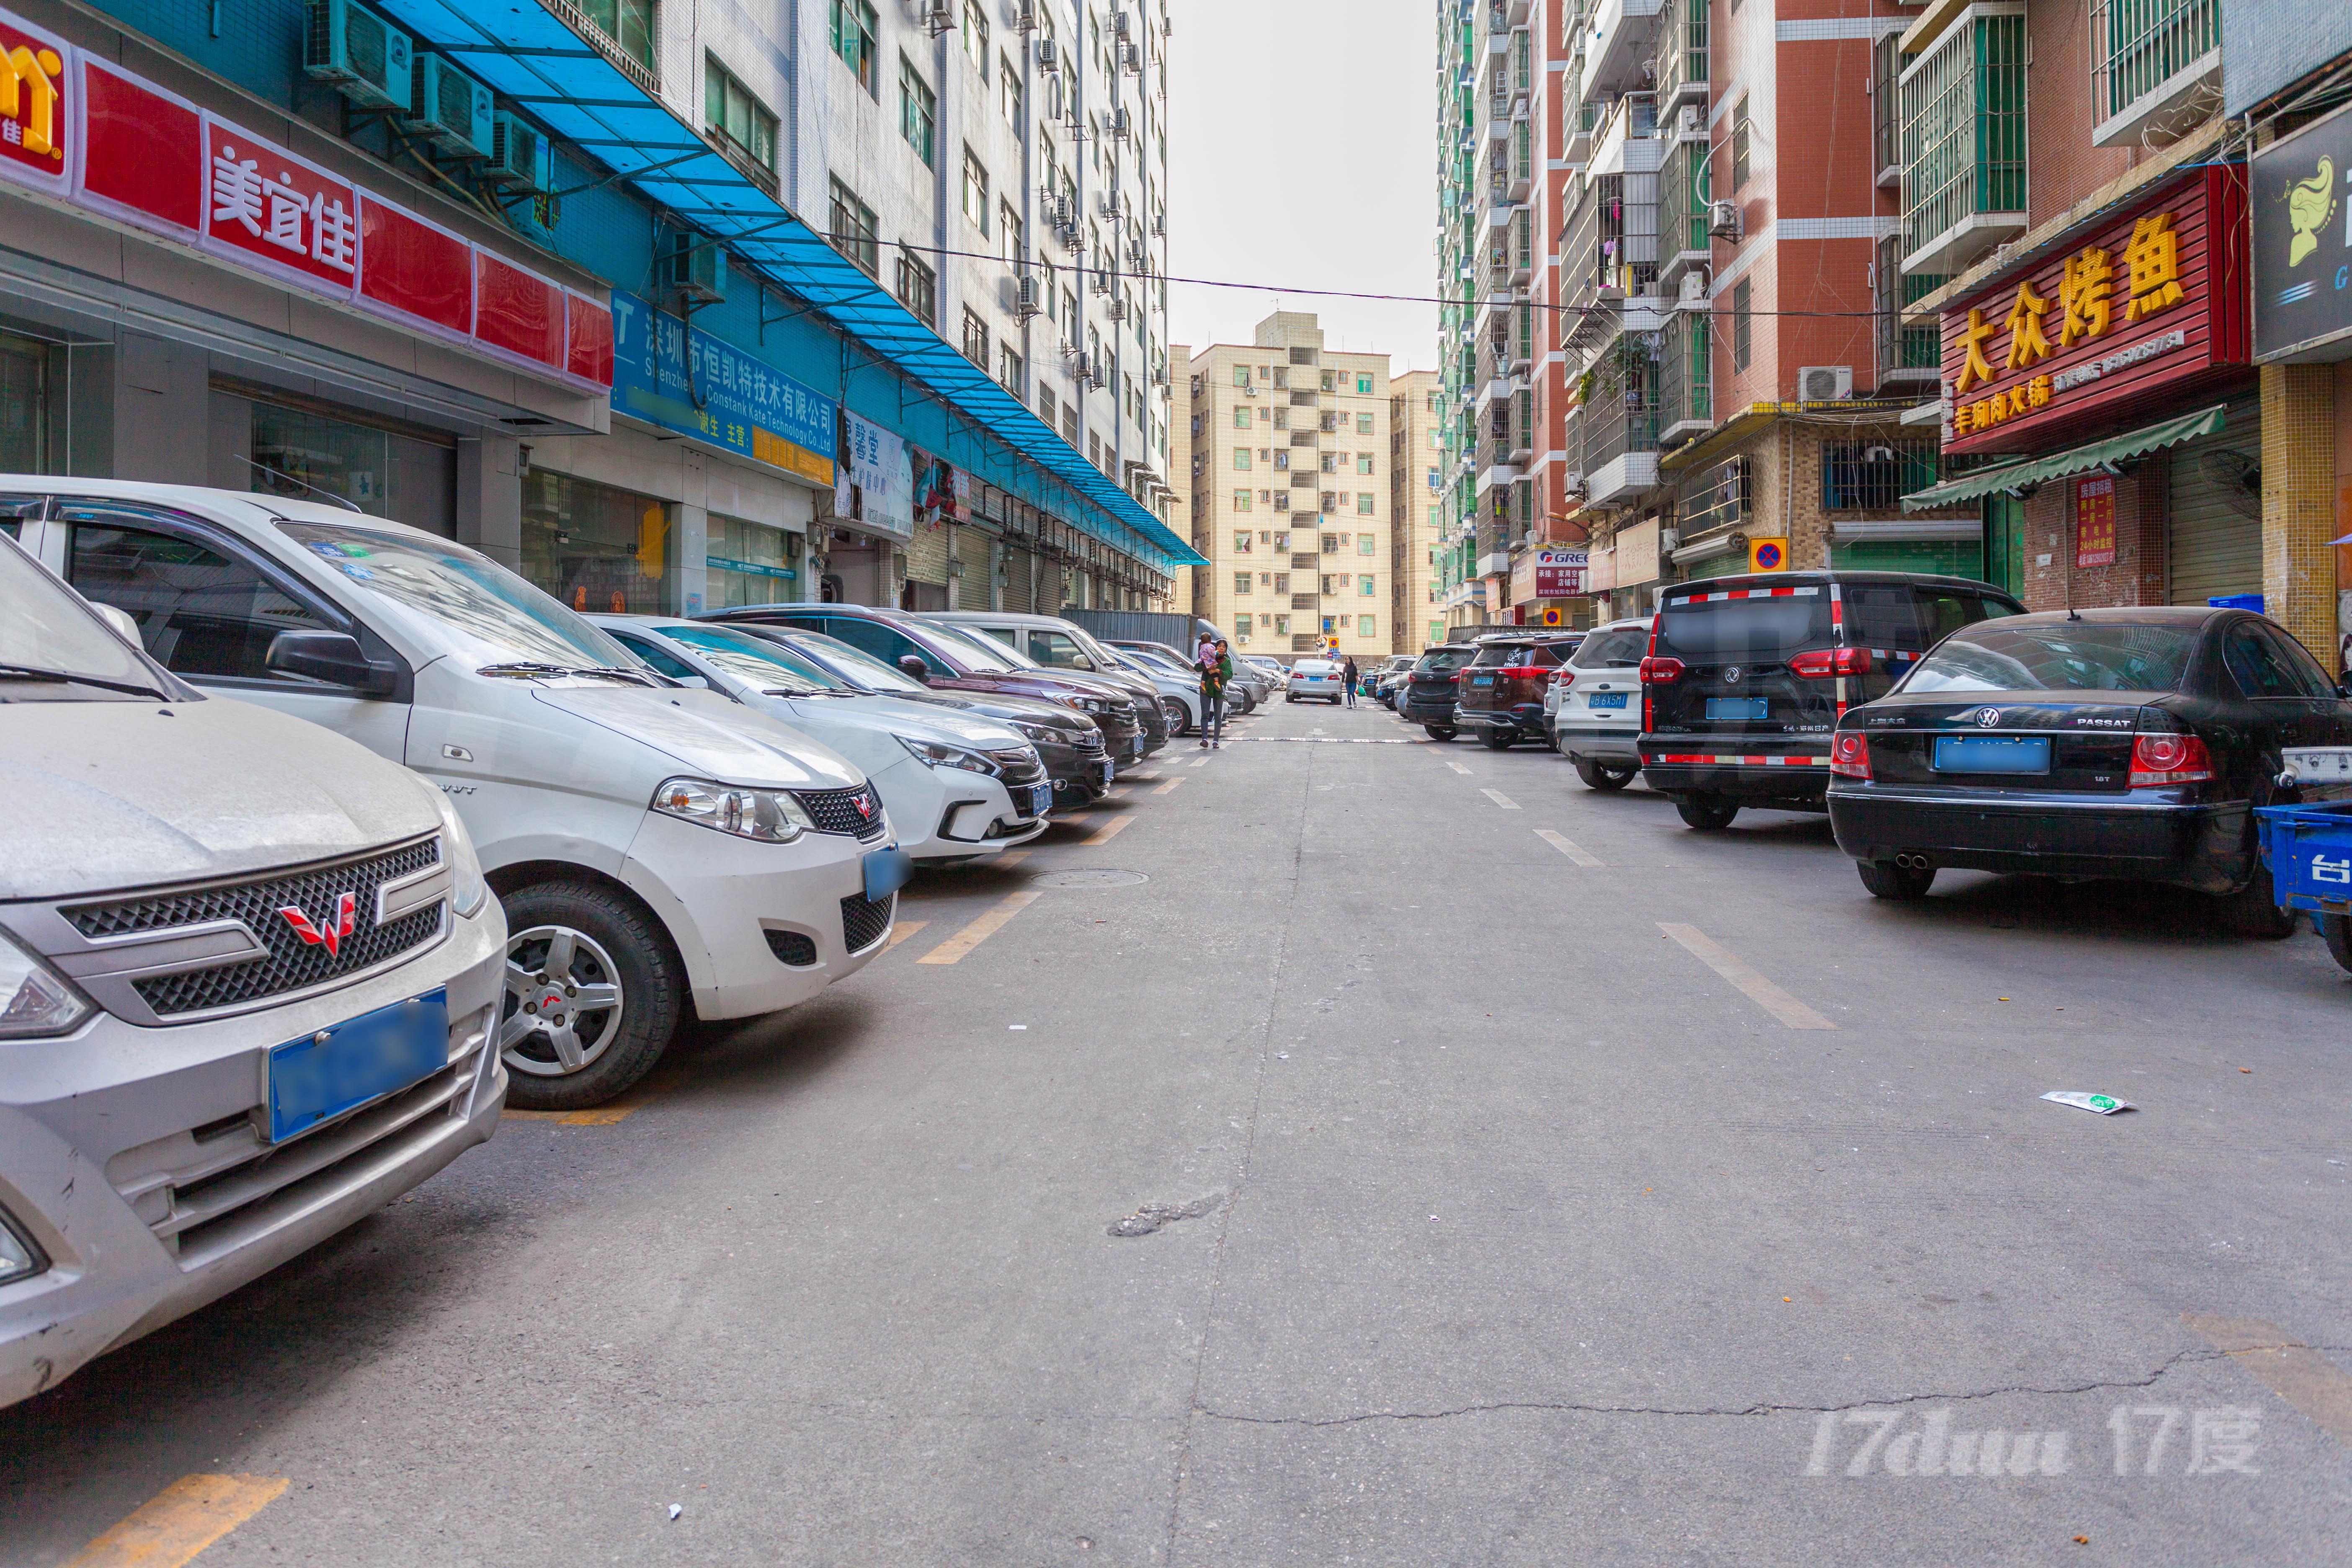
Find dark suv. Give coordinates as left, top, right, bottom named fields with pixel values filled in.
left=1454, top=631, right=1585, bottom=750
left=1638, top=571, right=2027, bottom=829
left=1399, top=643, right=1478, bottom=739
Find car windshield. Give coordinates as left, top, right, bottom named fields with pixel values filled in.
left=776, top=628, right=933, bottom=693
left=649, top=624, right=847, bottom=691
left=1128, top=647, right=1188, bottom=677
left=0, top=534, right=167, bottom=700
left=924, top=620, right=1028, bottom=671
left=1295, top=660, right=1336, bottom=674
left=277, top=521, right=635, bottom=673
left=1653, top=594, right=1833, bottom=660
left=1902, top=622, right=2200, bottom=694
left=1416, top=648, right=1472, bottom=671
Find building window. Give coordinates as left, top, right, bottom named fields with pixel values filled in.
left=1233, top=490, right=1252, bottom=511
left=1730, top=97, right=1750, bottom=188
left=1233, top=366, right=1249, bottom=387
left=1038, top=385, right=1057, bottom=427
left=961, top=307, right=990, bottom=368
left=962, top=0, right=989, bottom=70
left=1355, top=373, right=1373, bottom=394
left=581, top=0, right=655, bottom=70
left=1233, top=448, right=1251, bottom=471
left=1357, top=494, right=1375, bottom=515
left=1234, top=572, right=1253, bottom=595
left=999, top=343, right=1024, bottom=395
left=894, top=249, right=936, bottom=323
left=1233, top=530, right=1253, bottom=553
left=1357, top=454, right=1374, bottom=475
left=1358, top=614, right=1375, bottom=637
left=1232, top=407, right=1250, bottom=430
left=1357, top=413, right=1374, bottom=434
left=829, top=178, right=879, bottom=276
left=830, top=0, right=877, bottom=94
left=962, top=149, right=990, bottom=234
left=1357, top=534, right=1376, bottom=555
left=704, top=57, right=777, bottom=171
left=1000, top=201, right=1024, bottom=263
left=898, top=55, right=936, bottom=165
left=521, top=469, right=674, bottom=614
left=1359, top=575, right=1376, bottom=597
left=1732, top=276, right=1753, bottom=370
left=1822, top=441, right=1938, bottom=509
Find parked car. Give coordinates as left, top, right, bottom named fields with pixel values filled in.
left=738, top=625, right=1116, bottom=808
left=1372, top=655, right=1417, bottom=707
left=1640, top=571, right=2027, bottom=830
left=591, top=617, right=1051, bottom=863
left=1399, top=643, right=1478, bottom=738
left=1455, top=631, right=1585, bottom=750
left=0, top=527, right=507, bottom=1410
left=1240, top=654, right=1287, bottom=686
left=1286, top=658, right=1346, bottom=703
left=1552, top=618, right=1652, bottom=789
left=1828, top=607, right=2352, bottom=929
left=1112, top=643, right=1207, bottom=734
left=1138, top=641, right=1274, bottom=708
left=704, top=603, right=1145, bottom=778
left=16, top=481, right=905, bottom=1109
left=926, top=611, right=1173, bottom=754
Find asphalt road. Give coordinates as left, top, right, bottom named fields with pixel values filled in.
left=7, top=693, right=2349, bottom=1566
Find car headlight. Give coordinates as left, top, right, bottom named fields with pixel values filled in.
left=896, top=734, right=1001, bottom=775
left=1054, top=694, right=1111, bottom=714
left=0, top=1204, right=44, bottom=1286
left=428, top=788, right=490, bottom=918
left=1009, top=719, right=1073, bottom=745
left=0, top=926, right=95, bottom=1039
left=651, top=777, right=816, bottom=842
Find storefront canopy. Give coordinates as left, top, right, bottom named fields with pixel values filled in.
left=372, top=0, right=1203, bottom=569
left=1900, top=404, right=2230, bottom=511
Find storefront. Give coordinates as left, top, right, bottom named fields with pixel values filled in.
left=1507, top=544, right=1590, bottom=628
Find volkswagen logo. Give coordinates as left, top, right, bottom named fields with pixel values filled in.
left=1723, top=666, right=1742, bottom=684
left=1976, top=706, right=2001, bottom=728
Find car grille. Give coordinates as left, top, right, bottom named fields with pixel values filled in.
left=793, top=784, right=889, bottom=841
left=840, top=890, right=894, bottom=954
left=64, top=839, right=446, bottom=1018
left=766, top=929, right=818, bottom=967
left=1071, top=729, right=1106, bottom=752
left=990, top=749, right=1047, bottom=786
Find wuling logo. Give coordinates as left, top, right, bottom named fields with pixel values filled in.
left=279, top=892, right=358, bottom=957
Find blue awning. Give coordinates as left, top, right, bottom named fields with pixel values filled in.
left=373, top=0, right=1202, bottom=568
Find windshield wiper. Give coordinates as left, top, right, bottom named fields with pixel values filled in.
left=0, top=663, right=165, bottom=698
left=478, top=662, right=656, bottom=686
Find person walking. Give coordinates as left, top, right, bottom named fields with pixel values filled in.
left=1197, top=639, right=1233, bottom=748
left=1341, top=653, right=1360, bottom=708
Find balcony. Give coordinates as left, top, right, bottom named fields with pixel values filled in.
left=1656, top=137, right=1712, bottom=286
left=1573, top=348, right=1662, bottom=508
left=1581, top=0, right=1667, bottom=103
left=1899, top=8, right=2028, bottom=276
left=1564, top=95, right=1603, bottom=164
left=1652, top=0, right=1709, bottom=114
left=1589, top=91, right=1661, bottom=181
left=1563, top=169, right=1661, bottom=354
left=2090, top=0, right=2220, bottom=147
left=1658, top=310, right=1712, bottom=447
left=1874, top=236, right=1944, bottom=392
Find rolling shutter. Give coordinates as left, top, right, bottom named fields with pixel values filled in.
left=2168, top=399, right=2262, bottom=608
left=1001, top=545, right=1034, bottom=612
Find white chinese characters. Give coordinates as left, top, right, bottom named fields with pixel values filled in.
left=210, top=142, right=356, bottom=275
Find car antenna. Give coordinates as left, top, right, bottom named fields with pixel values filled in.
left=234, top=454, right=364, bottom=513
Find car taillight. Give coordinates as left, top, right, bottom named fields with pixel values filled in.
left=1790, top=647, right=1873, bottom=679
left=1639, top=656, right=1684, bottom=683
left=1446, top=672, right=1460, bottom=683
left=2129, top=732, right=2214, bottom=787
left=1829, top=731, right=1871, bottom=779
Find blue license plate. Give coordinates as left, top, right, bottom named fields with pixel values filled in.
left=1706, top=697, right=1769, bottom=720
left=1934, top=734, right=2052, bottom=774
left=863, top=845, right=914, bottom=900
left=1027, top=782, right=1053, bottom=818
left=1095, top=758, right=1115, bottom=788
left=267, top=988, right=448, bottom=1143
left=1588, top=692, right=1628, bottom=709
left=1470, top=674, right=1495, bottom=685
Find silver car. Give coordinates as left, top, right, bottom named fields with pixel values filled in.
left=1285, top=659, right=1346, bottom=704
left=0, top=532, right=507, bottom=1409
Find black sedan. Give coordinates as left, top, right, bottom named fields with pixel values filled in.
left=1827, top=607, right=2352, bottom=931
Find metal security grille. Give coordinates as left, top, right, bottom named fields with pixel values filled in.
left=792, top=785, right=888, bottom=840
left=63, top=839, right=445, bottom=1017
left=841, top=891, right=894, bottom=954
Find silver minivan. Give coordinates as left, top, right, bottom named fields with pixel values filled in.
left=0, top=525, right=507, bottom=1410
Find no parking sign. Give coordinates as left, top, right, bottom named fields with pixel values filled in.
left=1749, top=537, right=1790, bottom=573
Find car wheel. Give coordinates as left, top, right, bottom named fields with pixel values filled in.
left=1855, top=858, right=1936, bottom=901
left=1163, top=697, right=1190, bottom=736
left=2320, top=913, right=2352, bottom=973
left=1424, top=725, right=1457, bottom=741
left=1480, top=731, right=1513, bottom=750
left=1574, top=758, right=1634, bottom=792
left=1675, top=794, right=1740, bottom=830
left=498, top=880, right=683, bottom=1110
left=2218, top=859, right=2298, bottom=939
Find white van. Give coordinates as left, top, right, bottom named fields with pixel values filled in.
left=3, top=481, right=908, bottom=1109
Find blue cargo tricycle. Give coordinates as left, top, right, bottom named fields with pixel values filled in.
left=2255, top=749, right=2352, bottom=972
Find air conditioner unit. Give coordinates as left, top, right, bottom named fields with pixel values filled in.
left=1678, top=268, right=1708, bottom=306
left=1678, top=104, right=1702, bottom=138
left=1106, top=294, right=1127, bottom=323
left=1798, top=364, right=1854, bottom=401
left=1014, top=274, right=1043, bottom=319
left=1243, top=383, right=1259, bottom=397
left=668, top=235, right=727, bottom=304
left=1016, top=0, right=1038, bottom=29
left=1561, top=470, right=1584, bottom=496
left=1099, top=189, right=1122, bottom=219
left=1152, top=364, right=1169, bottom=387
left=483, top=112, right=552, bottom=193
left=1090, top=268, right=1113, bottom=296
left=1707, top=199, right=1741, bottom=240
left=1035, top=36, right=1060, bottom=67
left=919, top=0, right=953, bottom=37
left=1117, top=40, right=1142, bottom=73
left=406, top=53, right=494, bottom=160
left=1718, top=456, right=1750, bottom=517
left=1109, top=106, right=1133, bottom=141
left=1111, top=8, right=1132, bottom=36
left=305, top=0, right=412, bottom=112
left=1149, top=211, right=1165, bottom=237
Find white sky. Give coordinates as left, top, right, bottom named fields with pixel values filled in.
left=1165, top=0, right=1439, bottom=372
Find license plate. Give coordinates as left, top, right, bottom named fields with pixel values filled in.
left=862, top=845, right=914, bottom=900
left=267, top=988, right=448, bottom=1143
left=2285, top=747, right=2352, bottom=784
left=1470, top=674, right=1494, bottom=685
left=1706, top=697, right=1769, bottom=720
left=1094, top=758, right=1114, bottom=787
left=1588, top=692, right=1628, bottom=709
left=1027, top=781, right=1053, bottom=818
left=1934, top=734, right=2052, bottom=774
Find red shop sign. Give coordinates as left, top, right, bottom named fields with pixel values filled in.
left=2075, top=475, right=2117, bottom=568
left=0, top=6, right=70, bottom=196
left=201, top=114, right=359, bottom=297
left=1938, top=164, right=2249, bottom=456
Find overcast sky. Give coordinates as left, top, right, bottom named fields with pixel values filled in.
left=1165, top=0, right=1439, bottom=372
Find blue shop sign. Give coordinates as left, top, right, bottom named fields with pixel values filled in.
left=611, top=292, right=836, bottom=484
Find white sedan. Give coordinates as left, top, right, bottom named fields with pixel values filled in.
left=1285, top=659, right=1346, bottom=704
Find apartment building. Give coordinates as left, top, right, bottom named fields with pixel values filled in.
left=1187, top=313, right=1395, bottom=658
left=1390, top=370, right=1449, bottom=651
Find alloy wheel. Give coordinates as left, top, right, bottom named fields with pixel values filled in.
left=501, top=924, right=627, bottom=1077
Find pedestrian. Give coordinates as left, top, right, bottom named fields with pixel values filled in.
left=1197, top=638, right=1233, bottom=748
left=1341, top=653, right=1359, bottom=708
left=1196, top=629, right=1218, bottom=666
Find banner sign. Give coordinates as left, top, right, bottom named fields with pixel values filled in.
left=841, top=412, right=914, bottom=542
left=611, top=291, right=834, bottom=485
left=2251, top=101, right=2352, bottom=362
left=2075, top=476, right=2117, bottom=567
left=1534, top=546, right=1587, bottom=596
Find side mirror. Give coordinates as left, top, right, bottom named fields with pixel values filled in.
left=1070, top=655, right=1095, bottom=671
left=267, top=629, right=400, bottom=696
left=672, top=674, right=710, bottom=690
left=2339, top=678, right=2352, bottom=702
left=89, top=602, right=143, bottom=645
left=897, top=654, right=934, bottom=683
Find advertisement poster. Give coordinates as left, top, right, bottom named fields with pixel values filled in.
left=610, top=291, right=835, bottom=485
left=2075, top=476, right=2117, bottom=568
left=1533, top=547, right=1587, bottom=596
left=843, top=412, right=914, bottom=542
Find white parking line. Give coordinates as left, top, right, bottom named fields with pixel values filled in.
left=1657, top=923, right=1836, bottom=1030
left=1534, top=829, right=1602, bottom=866
left=1480, top=788, right=1520, bottom=810
left=1441, top=758, right=1473, bottom=775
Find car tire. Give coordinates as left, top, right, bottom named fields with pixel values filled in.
left=2218, top=859, right=2298, bottom=939
left=2319, top=912, right=2352, bottom=973
left=1855, top=858, right=1936, bottom=900
left=1574, top=758, right=1635, bottom=792
left=1424, top=725, right=1457, bottom=741
left=1675, top=794, right=1740, bottom=831
left=1163, top=697, right=1190, bottom=736
left=498, top=879, right=683, bottom=1110
left=1480, top=731, right=1513, bottom=750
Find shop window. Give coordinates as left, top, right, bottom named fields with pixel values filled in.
left=62, top=510, right=331, bottom=681
left=521, top=468, right=676, bottom=614
left=245, top=398, right=455, bottom=534
left=706, top=513, right=802, bottom=609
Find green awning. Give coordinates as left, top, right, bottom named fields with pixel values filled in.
left=1899, top=404, right=2230, bottom=511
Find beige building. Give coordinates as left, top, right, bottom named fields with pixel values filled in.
left=1388, top=369, right=1445, bottom=652
left=1165, top=341, right=1195, bottom=619
left=1186, top=312, right=1393, bottom=659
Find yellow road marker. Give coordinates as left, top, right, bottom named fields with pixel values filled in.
left=68, top=1474, right=289, bottom=1568
left=2184, top=1316, right=2352, bottom=1442
left=1535, top=828, right=1602, bottom=867
left=1190, top=755, right=1212, bottom=767
left=1657, top=923, right=1836, bottom=1030
left=501, top=1078, right=663, bottom=1126
left=1480, top=788, right=1520, bottom=810
left=1442, top=758, right=1473, bottom=775
left=1084, top=814, right=1134, bottom=845
left=1152, top=776, right=1186, bottom=796
left=917, top=890, right=1043, bottom=965
left=884, top=919, right=929, bottom=951
left=995, top=849, right=1032, bottom=866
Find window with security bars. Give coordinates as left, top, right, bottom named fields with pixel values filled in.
left=583, top=0, right=655, bottom=70
left=894, top=250, right=936, bottom=324
left=1901, top=13, right=2027, bottom=266
left=1821, top=441, right=1939, bottom=510
left=829, top=179, right=878, bottom=276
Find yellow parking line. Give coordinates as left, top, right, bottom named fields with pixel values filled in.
left=917, top=890, right=1042, bottom=965
left=1189, top=756, right=1212, bottom=767
left=1480, top=788, right=1520, bottom=810
left=995, top=849, right=1032, bottom=866
left=67, top=1474, right=288, bottom=1568
left=1657, top=923, right=1836, bottom=1031
left=1535, top=828, right=1602, bottom=867
left=884, top=919, right=929, bottom=951
left=1084, top=815, right=1134, bottom=845
left=2184, top=1316, right=2352, bottom=1441
left=1152, top=776, right=1186, bottom=796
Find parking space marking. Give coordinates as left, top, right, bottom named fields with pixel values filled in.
left=995, top=850, right=1032, bottom=867
left=1084, top=815, right=1135, bottom=845
left=1657, top=923, right=1836, bottom=1031
left=1153, top=776, right=1186, bottom=795
left=917, top=890, right=1043, bottom=965
left=1190, top=756, right=1212, bottom=767
left=1442, top=758, right=1473, bottom=775
left=883, top=920, right=929, bottom=951
left=67, top=1474, right=289, bottom=1568
left=1480, top=789, right=1521, bottom=810
left=2184, top=1316, right=2352, bottom=1442
left=1535, top=829, right=1602, bottom=867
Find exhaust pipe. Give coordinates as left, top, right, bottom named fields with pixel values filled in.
left=1891, top=852, right=1933, bottom=871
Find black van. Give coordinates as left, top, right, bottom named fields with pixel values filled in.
left=1638, top=571, right=2026, bottom=829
